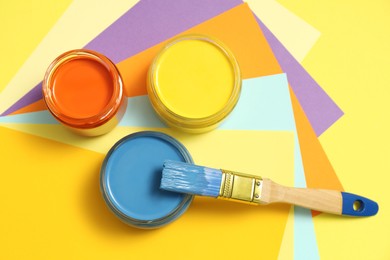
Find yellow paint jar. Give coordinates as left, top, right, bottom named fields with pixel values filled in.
left=147, top=35, right=241, bottom=133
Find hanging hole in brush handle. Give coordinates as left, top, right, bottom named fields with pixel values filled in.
left=341, top=192, right=379, bottom=216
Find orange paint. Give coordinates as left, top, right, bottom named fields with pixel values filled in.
left=42, top=50, right=127, bottom=136
left=51, top=59, right=113, bottom=119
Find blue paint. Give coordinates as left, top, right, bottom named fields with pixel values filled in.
left=341, top=192, right=379, bottom=217
left=100, top=131, right=193, bottom=228
left=161, top=160, right=222, bottom=197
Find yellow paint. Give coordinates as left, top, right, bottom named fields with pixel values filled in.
left=154, top=38, right=236, bottom=119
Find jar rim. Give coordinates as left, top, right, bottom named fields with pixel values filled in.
left=42, top=49, right=124, bottom=129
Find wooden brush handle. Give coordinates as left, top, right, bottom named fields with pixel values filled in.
left=261, top=179, right=378, bottom=216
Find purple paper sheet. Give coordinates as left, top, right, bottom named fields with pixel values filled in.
left=1, top=0, right=241, bottom=116
left=257, top=18, right=344, bottom=136
left=2, top=0, right=343, bottom=136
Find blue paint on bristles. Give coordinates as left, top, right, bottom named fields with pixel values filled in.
left=161, top=160, right=222, bottom=197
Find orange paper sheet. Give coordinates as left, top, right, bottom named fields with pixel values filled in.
left=117, top=3, right=282, bottom=97
left=7, top=3, right=343, bottom=194
left=290, top=88, right=344, bottom=216
left=10, top=3, right=281, bottom=114
left=118, top=4, right=343, bottom=193
left=290, top=88, right=343, bottom=191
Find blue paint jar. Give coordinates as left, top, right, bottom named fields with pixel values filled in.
left=100, top=131, right=193, bottom=228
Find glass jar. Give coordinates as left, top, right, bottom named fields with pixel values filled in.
left=100, top=131, right=193, bottom=228
left=147, top=35, right=241, bottom=133
left=42, top=49, right=127, bottom=136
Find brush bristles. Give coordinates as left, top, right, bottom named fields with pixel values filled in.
left=161, top=160, right=222, bottom=197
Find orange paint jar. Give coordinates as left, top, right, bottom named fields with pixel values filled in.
left=43, top=49, right=127, bottom=136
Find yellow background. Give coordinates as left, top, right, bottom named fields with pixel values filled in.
left=277, top=0, right=390, bottom=259
left=1, top=0, right=389, bottom=259
left=0, top=1, right=72, bottom=91
left=0, top=126, right=294, bottom=259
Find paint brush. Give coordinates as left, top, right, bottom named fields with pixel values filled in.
left=160, top=160, right=378, bottom=217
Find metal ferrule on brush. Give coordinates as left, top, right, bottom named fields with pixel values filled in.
left=219, top=169, right=263, bottom=204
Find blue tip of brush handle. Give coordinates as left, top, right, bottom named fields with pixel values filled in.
left=341, top=192, right=379, bottom=216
